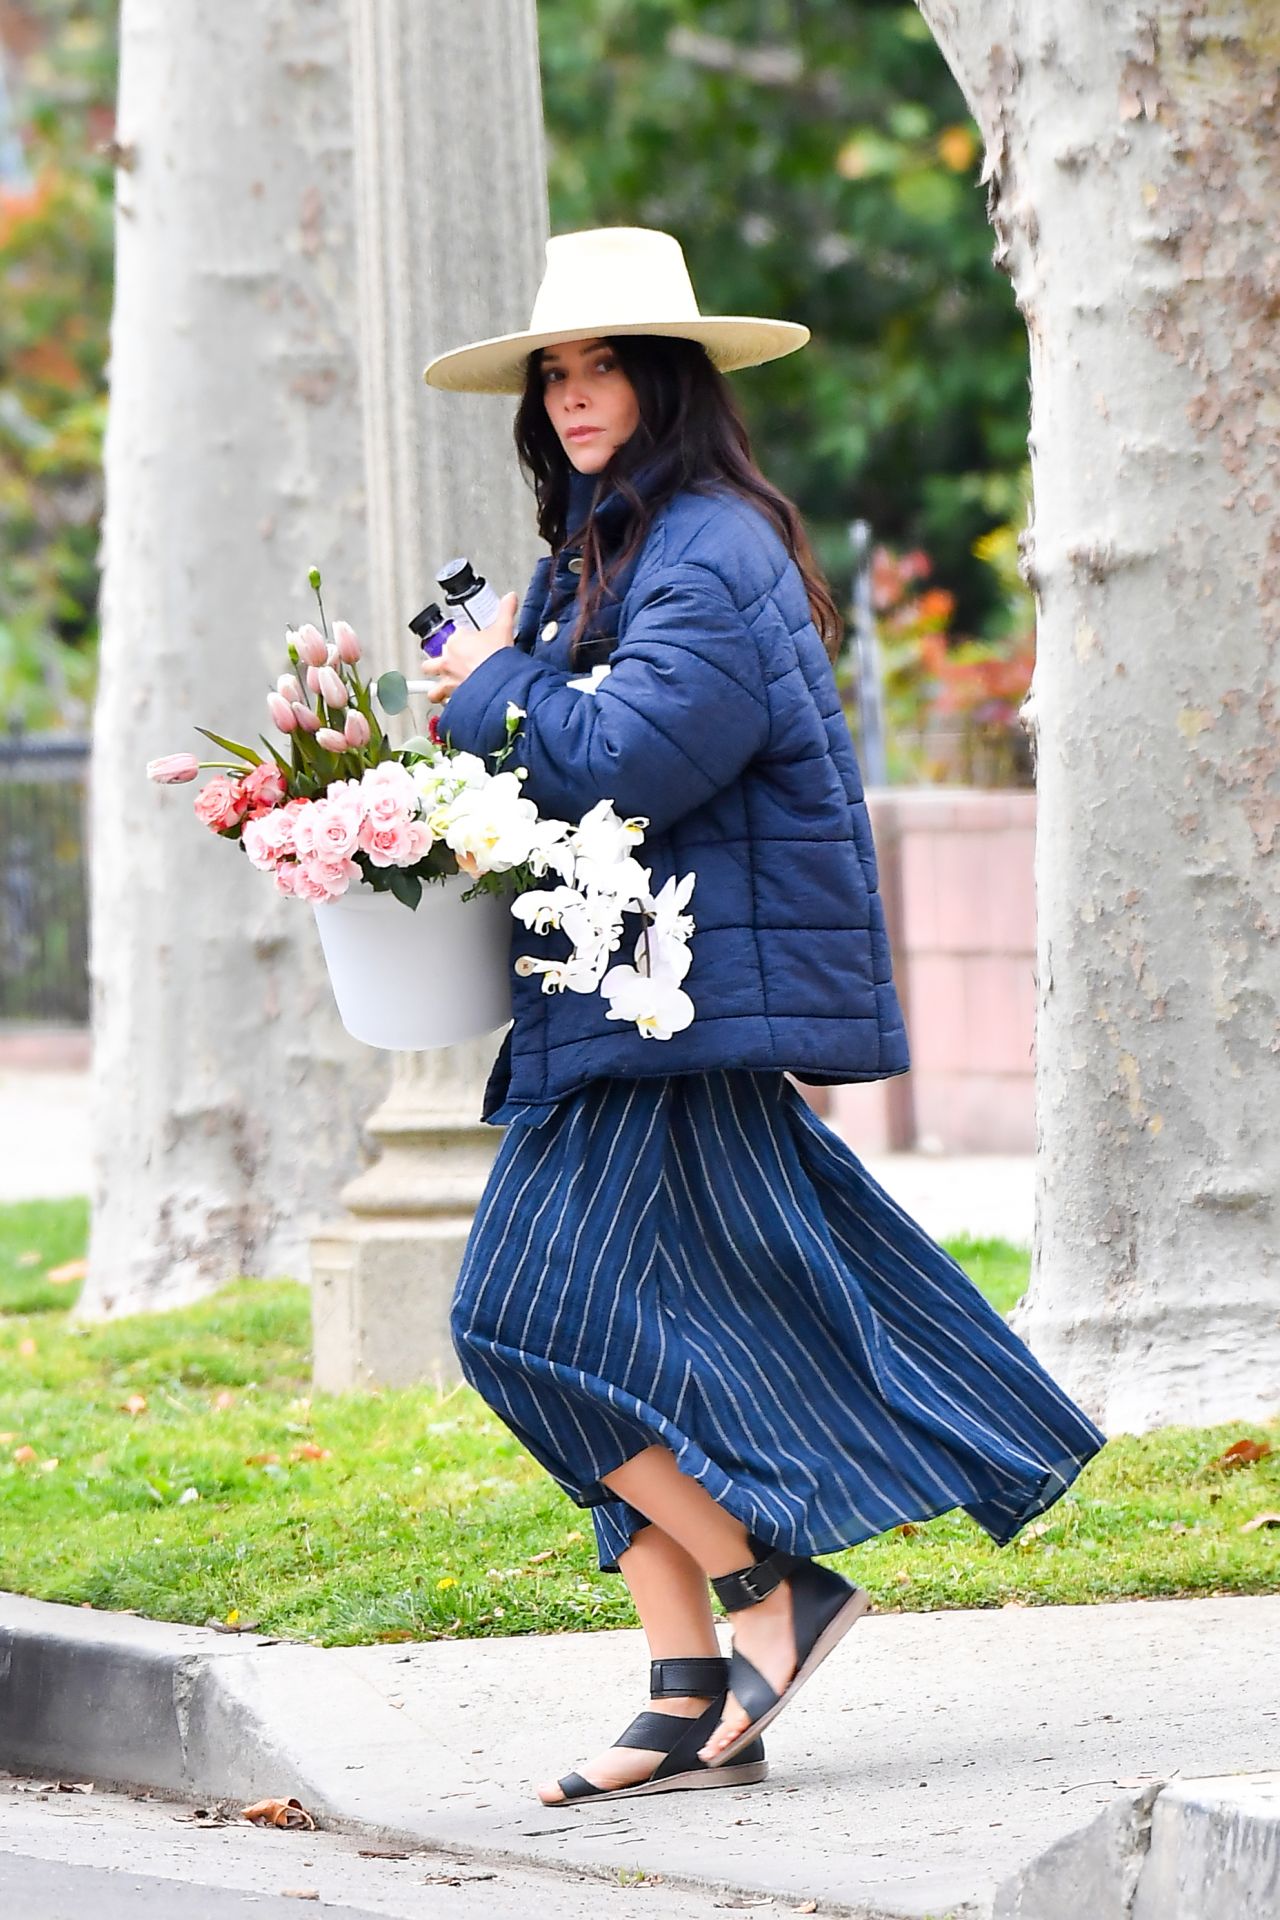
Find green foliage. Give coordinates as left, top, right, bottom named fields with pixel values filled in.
left=3, top=1208, right=1278, bottom=1641
left=539, top=0, right=1030, bottom=626
left=0, top=2, right=116, bottom=728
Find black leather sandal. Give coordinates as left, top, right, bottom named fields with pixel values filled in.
left=702, top=1533, right=871, bottom=1768
left=546, top=1654, right=768, bottom=1806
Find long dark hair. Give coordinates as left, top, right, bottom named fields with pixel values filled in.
left=513, top=334, right=844, bottom=664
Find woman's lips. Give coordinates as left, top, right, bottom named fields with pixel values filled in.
left=566, top=427, right=601, bottom=441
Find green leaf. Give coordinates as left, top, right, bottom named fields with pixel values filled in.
left=258, top=735, right=293, bottom=776
left=194, top=726, right=262, bottom=767
left=387, top=868, right=422, bottom=910
left=399, top=734, right=435, bottom=756
left=374, top=671, right=408, bottom=716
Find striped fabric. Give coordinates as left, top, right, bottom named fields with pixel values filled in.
left=450, top=1069, right=1106, bottom=1574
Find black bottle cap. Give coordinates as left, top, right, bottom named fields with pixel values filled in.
left=436, top=557, right=481, bottom=601
left=409, top=601, right=446, bottom=639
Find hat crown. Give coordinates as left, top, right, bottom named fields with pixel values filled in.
left=528, top=227, right=702, bottom=336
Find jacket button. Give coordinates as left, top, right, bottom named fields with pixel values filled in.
left=541, top=620, right=559, bottom=643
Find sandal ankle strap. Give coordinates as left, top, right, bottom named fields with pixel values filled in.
left=649, top=1654, right=729, bottom=1697
left=711, top=1538, right=803, bottom=1613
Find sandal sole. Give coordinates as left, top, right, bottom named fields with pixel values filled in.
left=703, top=1586, right=872, bottom=1768
left=539, top=1758, right=768, bottom=1807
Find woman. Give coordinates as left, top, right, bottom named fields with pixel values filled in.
left=421, top=228, right=1105, bottom=1808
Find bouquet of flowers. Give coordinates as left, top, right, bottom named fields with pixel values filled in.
left=146, top=569, right=697, bottom=1043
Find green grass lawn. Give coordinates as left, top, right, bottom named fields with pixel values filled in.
left=2, top=1201, right=1277, bottom=1646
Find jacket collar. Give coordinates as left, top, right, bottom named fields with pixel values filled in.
left=562, top=447, right=678, bottom=556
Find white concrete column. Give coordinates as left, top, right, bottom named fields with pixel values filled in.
left=311, top=0, right=548, bottom=1390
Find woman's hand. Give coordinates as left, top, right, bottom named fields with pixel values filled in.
left=425, top=591, right=519, bottom=702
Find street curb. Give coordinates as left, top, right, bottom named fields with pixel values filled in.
left=4, top=1593, right=1278, bottom=1919
left=1, top=1595, right=941, bottom=1919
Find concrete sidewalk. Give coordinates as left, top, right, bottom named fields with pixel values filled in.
left=3, top=1591, right=1277, bottom=1918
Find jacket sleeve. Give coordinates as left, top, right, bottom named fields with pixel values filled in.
left=439, top=562, right=771, bottom=834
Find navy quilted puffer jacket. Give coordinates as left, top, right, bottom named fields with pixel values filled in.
left=440, top=473, right=910, bottom=1123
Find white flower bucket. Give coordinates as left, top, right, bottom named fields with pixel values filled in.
left=312, top=871, right=513, bottom=1050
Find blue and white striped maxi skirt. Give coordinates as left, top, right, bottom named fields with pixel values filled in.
left=450, top=1069, right=1106, bottom=1574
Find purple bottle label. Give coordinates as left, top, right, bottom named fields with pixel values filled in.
left=420, top=618, right=457, bottom=658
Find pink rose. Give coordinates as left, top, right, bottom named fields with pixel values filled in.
left=294, top=794, right=361, bottom=864
left=358, top=761, right=416, bottom=826
left=193, top=775, right=250, bottom=833
left=241, top=807, right=299, bottom=871
left=358, top=815, right=419, bottom=867
left=147, top=752, right=199, bottom=784
left=241, top=760, right=289, bottom=818
left=294, top=854, right=360, bottom=901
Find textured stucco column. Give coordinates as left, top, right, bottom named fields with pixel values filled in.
left=311, top=0, right=548, bottom=1390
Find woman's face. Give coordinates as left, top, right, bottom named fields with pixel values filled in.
left=537, top=337, right=641, bottom=475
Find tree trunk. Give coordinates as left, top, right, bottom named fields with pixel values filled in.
left=81, top=0, right=387, bottom=1316
left=914, top=1, right=1279, bottom=1426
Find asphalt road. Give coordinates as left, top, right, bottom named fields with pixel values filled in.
left=0, top=1774, right=767, bottom=1920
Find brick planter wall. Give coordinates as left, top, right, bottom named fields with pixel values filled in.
left=805, top=788, right=1037, bottom=1155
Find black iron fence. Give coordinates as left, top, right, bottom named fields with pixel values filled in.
left=0, top=724, right=90, bottom=1024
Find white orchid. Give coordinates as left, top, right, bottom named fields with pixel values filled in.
left=510, top=885, right=590, bottom=936
left=570, top=798, right=647, bottom=870
left=648, top=872, right=697, bottom=948
left=398, top=727, right=698, bottom=1040
left=599, top=962, right=695, bottom=1039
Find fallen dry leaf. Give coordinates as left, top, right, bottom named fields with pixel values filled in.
left=358, top=1848, right=412, bottom=1860
left=18, top=1337, right=36, bottom=1358
left=46, top=1258, right=88, bottom=1285
left=895, top=1522, right=919, bottom=1537
left=289, top=1443, right=330, bottom=1462
left=213, top=1390, right=236, bottom=1411
left=386, top=1696, right=405, bottom=1710
left=0, top=1433, right=13, bottom=1445
left=1208, top=1438, right=1272, bottom=1471
left=794, top=1904, right=820, bottom=1916
left=245, top=1451, right=280, bottom=1467
left=16, top=1249, right=41, bottom=1268
left=173, top=1807, right=232, bottom=1827
left=119, top=1394, right=148, bottom=1417
left=1240, top=1512, right=1280, bottom=1533
left=241, top=1797, right=316, bottom=1831
left=12, top=1445, right=37, bottom=1465
left=281, top=1892, right=319, bottom=1902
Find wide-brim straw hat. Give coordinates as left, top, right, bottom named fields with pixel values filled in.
left=422, top=226, right=810, bottom=396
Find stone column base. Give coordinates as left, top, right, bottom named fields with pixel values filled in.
left=310, top=1213, right=471, bottom=1392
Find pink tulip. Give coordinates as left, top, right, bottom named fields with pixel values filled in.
left=343, top=710, right=370, bottom=748
left=305, top=664, right=321, bottom=693
left=326, top=645, right=340, bottom=668
left=316, top=727, right=350, bottom=753
left=267, top=692, right=298, bottom=732
left=146, top=752, right=200, bottom=784
left=296, top=624, right=328, bottom=667
left=291, top=701, right=322, bottom=733
left=334, top=621, right=362, bottom=664
left=316, top=665, right=349, bottom=707
left=276, top=672, right=304, bottom=704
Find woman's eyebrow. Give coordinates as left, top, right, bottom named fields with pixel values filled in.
left=541, top=341, right=607, bottom=363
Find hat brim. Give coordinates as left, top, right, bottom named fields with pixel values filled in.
left=422, top=316, right=810, bottom=395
